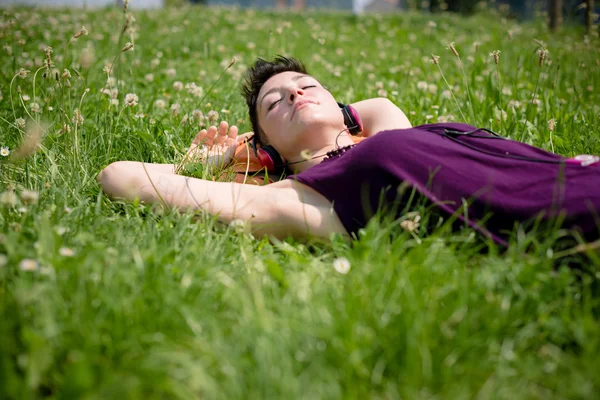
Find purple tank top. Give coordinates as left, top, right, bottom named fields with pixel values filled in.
left=288, top=123, right=600, bottom=245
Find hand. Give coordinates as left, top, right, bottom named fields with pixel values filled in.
left=186, top=121, right=253, bottom=168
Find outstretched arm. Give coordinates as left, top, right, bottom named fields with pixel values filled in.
left=350, top=97, right=412, bottom=137
left=98, top=162, right=348, bottom=240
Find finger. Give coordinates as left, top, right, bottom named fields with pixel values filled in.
left=205, top=125, right=218, bottom=147
left=189, top=129, right=207, bottom=153
left=227, top=125, right=239, bottom=144
left=216, top=121, right=228, bottom=146
left=191, top=129, right=207, bottom=146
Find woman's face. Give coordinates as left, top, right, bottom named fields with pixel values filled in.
left=256, top=71, right=345, bottom=158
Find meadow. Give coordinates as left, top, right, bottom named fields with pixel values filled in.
left=1, top=3, right=600, bottom=399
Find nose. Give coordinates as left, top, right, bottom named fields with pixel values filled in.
left=286, top=86, right=305, bottom=104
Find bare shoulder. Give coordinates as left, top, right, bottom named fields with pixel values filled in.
left=350, top=97, right=412, bottom=137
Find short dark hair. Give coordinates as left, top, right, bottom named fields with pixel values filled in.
left=241, top=56, right=307, bottom=146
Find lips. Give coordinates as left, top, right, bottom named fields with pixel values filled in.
left=291, top=100, right=316, bottom=120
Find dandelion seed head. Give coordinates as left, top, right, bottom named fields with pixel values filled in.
left=332, top=257, right=351, bottom=275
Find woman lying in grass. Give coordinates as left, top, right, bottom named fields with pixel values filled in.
left=98, top=56, right=600, bottom=246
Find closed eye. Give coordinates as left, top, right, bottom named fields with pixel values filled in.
left=267, top=86, right=317, bottom=112
left=268, top=99, right=281, bottom=111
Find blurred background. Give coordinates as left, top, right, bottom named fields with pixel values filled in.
left=0, top=1, right=597, bottom=33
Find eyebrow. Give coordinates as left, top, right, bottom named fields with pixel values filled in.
left=259, top=74, right=310, bottom=110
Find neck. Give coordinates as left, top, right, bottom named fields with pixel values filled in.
left=286, top=130, right=356, bottom=173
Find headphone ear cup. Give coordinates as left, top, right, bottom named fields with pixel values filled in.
left=341, top=105, right=363, bottom=135
left=257, top=145, right=283, bottom=173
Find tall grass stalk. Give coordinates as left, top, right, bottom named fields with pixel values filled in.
left=431, top=54, right=468, bottom=123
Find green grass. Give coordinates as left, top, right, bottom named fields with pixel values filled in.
left=1, top=4, right=600, bottom=399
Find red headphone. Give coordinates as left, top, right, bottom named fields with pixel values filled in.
left=252, top=103, right=362, bottom=173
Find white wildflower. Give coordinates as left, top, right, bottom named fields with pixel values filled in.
left=20, top=189, right=39, bottom=205
left=125, top=93, right=138, bottom=107
left=154, top=99, right=166, bottom=109
left=173, top=81, right=183, bottom=91
left=1, top=147, right=10, bottom=157
left=59, top=247, right=75, bottom=257
left=191, top=109, right=204, bottom=121
left=332, top=257, right=351, bottom=275
left=185, top=82, right=204, bottom=97
left=400, top=214, right=421, bottom=232
left=0, top=190, right=17, bottom=206
left=230, top=219, right=247, bottom=233
left=181, top=274, right=193, bottom=289
left=207, top=110, right=219, bottom=122
left=19, top=258, right=39, bottom=272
